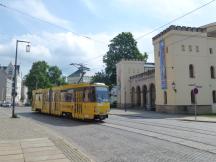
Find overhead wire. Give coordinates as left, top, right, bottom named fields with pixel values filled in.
left=0, top=2, right=106, bottom=44
left=135, top=0, right=216, bottom=40
left=0, top=0, right=215, bottom=75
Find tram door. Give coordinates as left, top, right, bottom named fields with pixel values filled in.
left=74, top=90, right=83, bottom=119
left=42, top=93, right=46, bottom=113
left=54, top=91, right=61, bottom=115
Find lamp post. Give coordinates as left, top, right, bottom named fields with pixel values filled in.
left=12, top=40, right=30, bottom=118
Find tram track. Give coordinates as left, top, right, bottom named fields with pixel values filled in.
left=100, top=121, right=216, bottom=155
left=109, top=115, right=216, bottom=136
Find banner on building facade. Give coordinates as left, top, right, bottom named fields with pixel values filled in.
left=159, top=40, right=167, bottom=89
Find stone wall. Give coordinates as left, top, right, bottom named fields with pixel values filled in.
left=156, top=105, right=212, bottom=114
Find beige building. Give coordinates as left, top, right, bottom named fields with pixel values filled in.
left=153, top=23, right=216, bottom=114
left=130, top=68, right=155, bottom=110
left=116, top=59, right=155, bottom=108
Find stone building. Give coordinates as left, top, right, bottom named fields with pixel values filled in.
left=116, top=59, right=155, bottom=109
left=153, top=23, right=216, bottom=114
left=130, top=69, right=155, bottom=110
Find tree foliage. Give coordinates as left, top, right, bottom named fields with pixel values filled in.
left=48, top=66, right=66, bottom=86
left=103, top=32, right=148, bottom=85
left=91, top=71, right=111, bottom=86
left=25, top=61, right=66, bottom=99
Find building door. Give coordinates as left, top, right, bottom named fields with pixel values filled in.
left=149, top=84, right=156, bottom=111
left=142, top=85, right=147, bottom=109
left=136, top=86, right=141, bottom=107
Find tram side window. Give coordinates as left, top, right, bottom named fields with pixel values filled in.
left=83, top=89, right=89, bottom=102
left=46, top=92, right=50, bottom=102
left=89, top=89, right=96, bottom=102
left=64, top=93, right=73, bottom=102
left=36, top=94, right=43, bottom=102
left=82, top=88, right=96, bottom=102
left=60, top=89, right=74, bottom=102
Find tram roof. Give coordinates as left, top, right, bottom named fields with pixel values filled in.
left=32, top=83, right=108, bottom=93
left=32, top=88, right=50, bottom=94
left=51, top=83, right=108, bottom=90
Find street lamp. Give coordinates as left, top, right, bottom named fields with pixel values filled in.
left=171, top=81, right=177, bottom=92
left=12, top=40, right=31, bottom=118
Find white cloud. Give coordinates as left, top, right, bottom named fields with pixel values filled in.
left=8, top=0, right=72, bottom=30
left=0, top=32, right=113, bottom=77
left=0, top=29, right=156, bottom=78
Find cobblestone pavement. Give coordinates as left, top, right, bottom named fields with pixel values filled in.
left=11, top=107, right=216, bottom=162
left=0, top=107, right=93, bottom=162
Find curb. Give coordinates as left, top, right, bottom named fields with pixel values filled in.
left=179, top=119, right=216, bottom=123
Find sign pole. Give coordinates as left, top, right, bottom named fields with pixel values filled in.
left=195, top=94, right=197, bottom=121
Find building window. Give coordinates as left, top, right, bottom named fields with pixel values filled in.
left=188, top=45, right=192, bottom=52
left=195, top=46, right=199, bottom=52
left=164, top=91, right=167, bottom=104
left=210, top=66, right=215, bottom=79
left=209, top=48, right=213, bottom=54
left=181, top=45, right=185, bottom=52
left=166, top=47, right=168, bottom=53
left=213, top=91, right=216, bottom=103
left=189, top=64, right=195, bottom=78
left=191, top=90, right=195, bottom=104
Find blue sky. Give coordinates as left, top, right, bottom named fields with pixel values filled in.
left=0, top=0, right=215, bottom=76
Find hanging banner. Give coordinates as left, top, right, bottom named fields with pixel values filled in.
left=159, top=40, right=167, bottom=89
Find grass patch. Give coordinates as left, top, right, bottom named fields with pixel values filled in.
left=199, top=113, right=216, bottom=118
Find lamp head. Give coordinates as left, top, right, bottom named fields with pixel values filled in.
left=26, top=43, right=31, bottom=52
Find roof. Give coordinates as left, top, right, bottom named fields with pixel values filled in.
left=200, top=22, right=216, bottom=28
left=0, top=64, right=20, bottom=74
left=68, top=69, right=82, bottom=78
left=130, top=69, right=155, bottom=80
left=152, top=25, right=206, bottom=41
left=144, top=62, right=155, bottom=68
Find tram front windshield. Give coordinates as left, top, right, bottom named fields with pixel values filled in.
left=95, top=87, right=109, bottom=103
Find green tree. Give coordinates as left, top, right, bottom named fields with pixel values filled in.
left=103, top=32, right=148, bottom=85
left=25, top=61, right=66, bottom=99
left=91, top=71, right=111, bottom=86
left=48, top=66, right=66, bottom=86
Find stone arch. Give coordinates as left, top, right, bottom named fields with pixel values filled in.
left=131, top=87, right=135, bottom=107
left=149, top=83, right=156, bottom=110
left=142, top=85, right=147, bottom=108
left=136, top=86, right=141, bottom=107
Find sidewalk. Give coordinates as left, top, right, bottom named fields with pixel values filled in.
left=0, top=108, right=93, bottom=162
left=110, top=108, right=216, bottom=123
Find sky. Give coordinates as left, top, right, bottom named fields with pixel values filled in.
left=0, top=0, right=216, bottom=77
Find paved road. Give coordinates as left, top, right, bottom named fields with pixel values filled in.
left=9, top=107, right=216, bottom=162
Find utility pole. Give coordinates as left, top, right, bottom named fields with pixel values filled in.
left=70, top=63, right=90, bottom=84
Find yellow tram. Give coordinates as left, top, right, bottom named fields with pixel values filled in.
left=32, top=83, right=110, bottom=120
